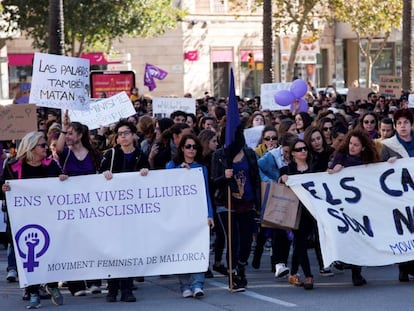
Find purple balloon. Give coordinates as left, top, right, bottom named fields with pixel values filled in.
left=290, top=98, right=308, bottom=113
left=274, top=90, right=295, bottom=107
left=290, top=79, right=308, bottom=98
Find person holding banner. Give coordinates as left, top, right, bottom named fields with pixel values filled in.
left=166, top=133, right=214, bottom=298
left=1, top=131, right=64, bottom=308
left=56, top=110, right=103, bottom=297
left=303, top=126, right=335, bottom=276
left=328, top=128, right=380, bottom=286
left=380, top=108, right=414, bottom=282
left=99, top=119, right=149, bottom=303
left=279, top=138, right=316, bottom=290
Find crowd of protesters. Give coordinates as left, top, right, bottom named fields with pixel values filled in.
left=1, top=84, right=414, bottom=308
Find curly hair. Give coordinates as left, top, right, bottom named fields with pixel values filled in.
left=334, top=128, right=380, bottom=164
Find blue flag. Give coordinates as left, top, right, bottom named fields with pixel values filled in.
left=225, top=68, right=241, bottom=148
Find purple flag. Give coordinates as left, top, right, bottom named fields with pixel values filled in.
left=144, top=63, right=168, bottom=91
left=225, top=68, right=241, bottom=148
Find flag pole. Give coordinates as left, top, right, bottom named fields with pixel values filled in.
left=227, top=185, right=233, bottom=293
left=225, top=68, right=240, bottom=293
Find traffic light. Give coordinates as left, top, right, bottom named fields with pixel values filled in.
left=248, top=52, right=255, bottom=70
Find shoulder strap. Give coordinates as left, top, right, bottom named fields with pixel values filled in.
left=62, top=149, right=71, bottom=174
left=109, top=148, right=115, bottom=173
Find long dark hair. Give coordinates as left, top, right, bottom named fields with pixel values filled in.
left=303, top=125, right=329, bottom=153
left=173, top=133, right=202, bottom=165
left=69, top=121, right=101, bottom=169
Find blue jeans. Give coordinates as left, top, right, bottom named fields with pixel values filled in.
left=178, top=273, right=205, bottom=292
left=7, top=243, right=17, bottom=272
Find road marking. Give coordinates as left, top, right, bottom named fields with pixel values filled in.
left=207, top=280, right=297, bottom=307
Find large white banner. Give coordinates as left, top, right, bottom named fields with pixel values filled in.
left=286, top=158, right=414, bottom=267
left=29, top=53, right=90, bottom=110
left=6, top=169, right=209, bottom=288
left=68, top=92, right=136, bottom=129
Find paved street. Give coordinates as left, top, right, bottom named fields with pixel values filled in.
left=1, top=245, right=413, bottom=311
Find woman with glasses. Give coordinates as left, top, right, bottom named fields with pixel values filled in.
left=198, top=130, right=225, bottom=277
left=279, top=138, right=315, bottom=290
left=99, top=119, right=149, bottom=303
left=328, top=128, right=380, bottom=286
left=1, top=131, right=64, bottom=308
left=318, top=117, right=334, bottom=146
left=254, top=126, right=278, bottom=158
left=360, top=112, right=379, bottom=139
left=251, top=126, right=278, bottom=270
left=166, top=134, right=214, bottom=298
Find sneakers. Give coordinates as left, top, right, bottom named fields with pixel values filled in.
left=229, top=273, right=246, bottom=292
left=303, top=277, right=314, bottom=290
left=46, top=286, right=63, bottom=306
left=120, top=291, right=136, bottom=302
left=275, top=263, right=290, bottom=278
left=319, top=268, right=334, bottom=277
left=6, top=269, right=17, bottom=282
left=89, top=285, right=101, bottom=294
left=213, top=264, right=229, bottom=276
left=193, top=288, right=204, bottom=298
left=26, top=294, right=41, bottom=309
left=288, top=274, right=303, bottom=286
left=182, top=289, right=193, bottom=298
left=73, top=290, right=86, bottom=297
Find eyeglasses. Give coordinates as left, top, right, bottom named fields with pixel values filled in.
left=363, top=120, right=376, bottom=124
left=117, top=130, right=132, bottom=137
left=35, top=143, right=48, bottom=149
left=292, top=146, right=308, bottom=152
left=263, top=136, right=277, bottom=141
left=323, top=127, right=332, bottom=132
left=184, top=144, right=198, bottom=150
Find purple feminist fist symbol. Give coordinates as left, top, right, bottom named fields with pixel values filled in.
left=15, top=224, right=50, bottom=273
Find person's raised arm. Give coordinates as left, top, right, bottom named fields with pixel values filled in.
left=56, top=109, right=70, bottom=154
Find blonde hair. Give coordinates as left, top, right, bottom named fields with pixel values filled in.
left=16, top=131, right=44, bottom=162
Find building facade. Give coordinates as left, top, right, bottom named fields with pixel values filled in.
left=2, top=0, right=406, bottom=101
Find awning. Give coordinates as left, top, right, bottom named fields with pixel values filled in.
left=8, top=53, right=34, bottom=66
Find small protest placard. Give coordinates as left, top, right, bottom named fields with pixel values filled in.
left=347, top=87, right=373, bottom=103
left=379, top=76, right=402, bottom=99
left=68, top=92, right=136, bottom=130
left=29, top=53, right=90, bottom=110
left=244, top=125, right=264, bottom=148
left=152, top=97, right=196, bottom=119
left=0, top=104, right=37, bottom=140
left=260, top=83, right=291, bottom=111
